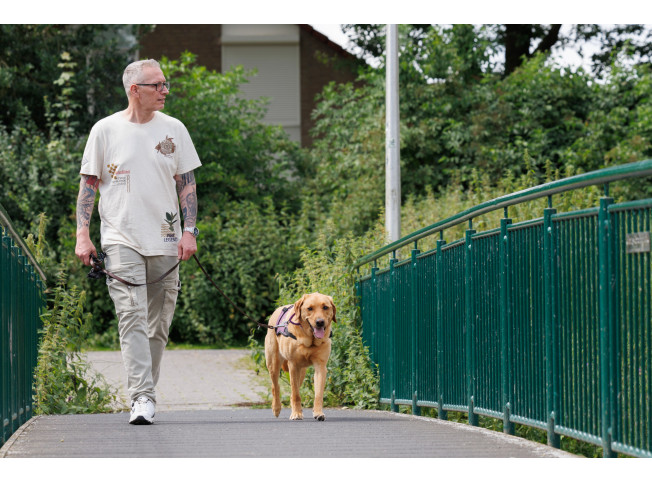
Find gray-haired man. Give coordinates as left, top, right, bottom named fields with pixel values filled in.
left=75, top=59, right=201, bottom=424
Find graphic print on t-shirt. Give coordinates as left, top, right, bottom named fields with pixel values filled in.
left=155, top=135, right=176, bottom=158
left=161, top=211, right=179, bottom=243
left=107, top=163, right=130, bottom=192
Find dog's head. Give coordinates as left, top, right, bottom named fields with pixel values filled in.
left=294, top=292, right=336, bottom=340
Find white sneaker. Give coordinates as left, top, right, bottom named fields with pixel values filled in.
left=129, top=396, right=155, bottom=425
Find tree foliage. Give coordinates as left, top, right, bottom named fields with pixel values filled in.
left=0, top=25, right=144, bottom=133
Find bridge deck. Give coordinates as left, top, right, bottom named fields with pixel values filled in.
left=1, top=350, right=573, bottom=458
left=1, top=408, right=572, bottom=458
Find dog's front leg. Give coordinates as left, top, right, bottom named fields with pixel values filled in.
left=313, top=363, right=327, bottom=421
left=288, top=363, right=306, bottom=420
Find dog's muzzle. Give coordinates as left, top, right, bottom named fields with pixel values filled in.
left=313, top=318, right=326, bottom=339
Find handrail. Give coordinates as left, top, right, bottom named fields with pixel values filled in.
left=0, top=203, right=47, bottom=283
left=353, top=159, right=652, bottom=268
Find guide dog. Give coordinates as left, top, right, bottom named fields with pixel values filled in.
left=264, top=292, right=336, bottom=421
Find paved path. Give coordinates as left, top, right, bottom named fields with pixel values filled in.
left=81, top=349, right=269, bottom=411
left=1, top=350, right=575, bottom=458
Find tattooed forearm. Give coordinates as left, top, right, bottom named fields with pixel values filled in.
left=181, top=191, right=197, bottom=227
left=175, top=171, right=195, bottom=196
left=76, top=175, right=98, bottom=230
left=175, top=171, right=198, bottom=227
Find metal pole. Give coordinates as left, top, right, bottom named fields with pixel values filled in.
left=385, top=24, right=401, bottom=243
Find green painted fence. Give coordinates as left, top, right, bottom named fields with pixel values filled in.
left=1, top=204, right=46, bottom=447
left=354, top=160, right=652, bottom=458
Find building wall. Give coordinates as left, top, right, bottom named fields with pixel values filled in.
left=221, top=25, right=302, bottom=143
left=139, top=25, right=222, bottom=71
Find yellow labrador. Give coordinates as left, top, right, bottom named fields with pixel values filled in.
left=264, top=292, right=336, bottom=421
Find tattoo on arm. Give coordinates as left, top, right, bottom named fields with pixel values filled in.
left=77, top=175, right=98, bottom=230
left=176, top=171, right=198, bottom=227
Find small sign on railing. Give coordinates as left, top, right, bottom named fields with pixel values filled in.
left=626, top=232, right=651, bottom=254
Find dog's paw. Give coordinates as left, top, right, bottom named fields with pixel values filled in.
left=314, top=412, right=326, bottom=421
left=289, top=412, right=303, bottom=421
left=272, top=405, right=281, bottom=418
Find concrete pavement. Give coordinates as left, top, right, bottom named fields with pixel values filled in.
left=82, top=349, right=269, bottom=411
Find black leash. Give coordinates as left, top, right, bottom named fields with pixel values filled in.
left=89, top=252, right=275, bottom=330
left=190, top=254, right=276, bottom=330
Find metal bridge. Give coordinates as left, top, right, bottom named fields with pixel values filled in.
left=2, top=161, right=652, bottom=458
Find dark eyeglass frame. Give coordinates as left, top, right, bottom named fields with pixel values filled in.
left=135, top=81, right=170, bottom=91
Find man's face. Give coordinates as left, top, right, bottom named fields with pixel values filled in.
left=136, top=66, right=169, bottom=111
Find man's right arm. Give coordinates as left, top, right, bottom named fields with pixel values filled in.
left=75, top=175, right=99, bottom=266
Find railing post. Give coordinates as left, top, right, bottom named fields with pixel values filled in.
left=389, top=256, right=398, bottom=413
left=598, top=196, right=615, bottom=457
left=500, top=213, right=514, bottom=435
left=544, top=206, right=560, bottom=448
left=411, top=246, right=421, bottom=416
left=465, top=225, right=478, bottom=426
left=436, top=236, right=448, bottom=420
left=370, top=265, right=378, bottom=365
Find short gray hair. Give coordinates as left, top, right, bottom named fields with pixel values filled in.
left=122, top=59, right=161, bottom=96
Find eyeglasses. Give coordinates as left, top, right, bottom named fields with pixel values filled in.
left=135, top=81, right=170, bottom=91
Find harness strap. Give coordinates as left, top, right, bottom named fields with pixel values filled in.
left=275, top=305, right=298, bottom=340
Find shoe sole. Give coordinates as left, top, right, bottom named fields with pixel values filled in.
left=129, top=415, right=154, bottom=425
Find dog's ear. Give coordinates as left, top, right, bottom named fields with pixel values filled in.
left=294, top=294, right=307, bottom=321
left=328, top=295, right=336, bottom=323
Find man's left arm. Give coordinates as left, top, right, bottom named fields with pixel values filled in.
left=175, top=170, right=198, bottom=261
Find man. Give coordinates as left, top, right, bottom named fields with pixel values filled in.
left=75, top=59, right=201, bottom=424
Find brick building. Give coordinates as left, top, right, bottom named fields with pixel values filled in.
left=139, top=24, right=360, bottom=146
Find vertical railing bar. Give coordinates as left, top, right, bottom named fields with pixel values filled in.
left=411, top=245, right=420, bottom=415
left=544, top=206, right=560, bottom=447
left=578, top=216, right=585, bottom=432
left=625, top=209, right=633, bottom=447
left=436, top=236, right=447, bottom=420
left=465, top=225, right=477, bottom=425
left=500, top=214, right=513, bottom=434
left=647, top=208, right=652, bottom=451
left=599, top=196, right=615, bottom=457
left=591, top=215, right=600, bottom=434
left=389, top=256, right=397, bottom=412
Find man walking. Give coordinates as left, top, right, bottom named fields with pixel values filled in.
left=75, top=59, right=201, bottom=424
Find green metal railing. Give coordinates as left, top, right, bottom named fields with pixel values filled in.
left=354, top=160, right=652, bottom=458
left=1, top=204, right=46, bottom=447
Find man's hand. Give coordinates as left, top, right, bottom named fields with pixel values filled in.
left=178, top=231, right=197, bottom=261
left=76, top=230, right=98, bottom=266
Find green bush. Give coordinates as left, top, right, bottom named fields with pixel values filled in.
left=172, top=199, right=300, bottom=345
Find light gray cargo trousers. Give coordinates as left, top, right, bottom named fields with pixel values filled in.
left=104, top=244, right=180, bottom=404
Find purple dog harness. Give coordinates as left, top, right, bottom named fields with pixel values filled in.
left=275, top=304, right=300, bottom=340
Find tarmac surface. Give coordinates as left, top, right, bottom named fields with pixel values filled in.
left=0, top=349, right=575, bottom=459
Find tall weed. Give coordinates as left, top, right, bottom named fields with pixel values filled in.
left=34, top=276, right=121, bottom=414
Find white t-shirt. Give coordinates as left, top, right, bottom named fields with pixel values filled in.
left=80, top=111, right=202, bottom=256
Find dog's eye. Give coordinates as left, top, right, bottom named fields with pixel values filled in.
left=307, top=307, right=313, bottom=311
left=323, top=305, right=329, bottom=310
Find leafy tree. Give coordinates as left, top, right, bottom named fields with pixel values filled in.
left=342, top=24, right=652, bottom=77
